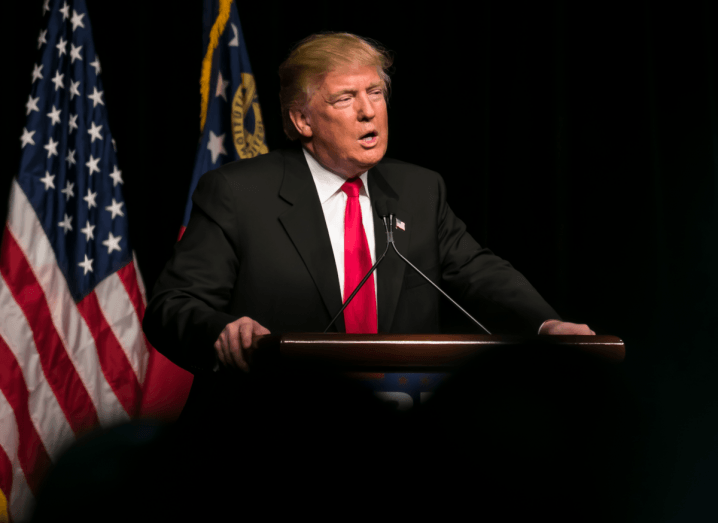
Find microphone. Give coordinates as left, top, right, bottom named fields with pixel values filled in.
left=380, top=200, right=492, bottom=335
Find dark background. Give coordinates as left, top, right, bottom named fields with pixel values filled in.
left=5, top=1, right=718, bottom=520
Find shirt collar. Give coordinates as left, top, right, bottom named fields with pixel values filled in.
left=302, top=148, right=370, bottom=204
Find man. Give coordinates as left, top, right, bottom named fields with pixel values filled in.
left=143, top=33, right=593, bottom=399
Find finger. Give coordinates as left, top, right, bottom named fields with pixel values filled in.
left=229, top=326, right=248, bottom=371
left=239, top=322, right=254, bottom=351
left=253, top=321, right=271, bottom=336
left=222, top=332, right=239, bottom=369
left=216, top=332, right=233, bottom=368
left=214, top=338, right=227, bottom=367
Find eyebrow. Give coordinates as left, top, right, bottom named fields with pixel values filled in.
left=327, top=82, right=384, bottom=102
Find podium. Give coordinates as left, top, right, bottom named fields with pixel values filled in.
left=242, top=334, right=631, bottom=516
left=253, top=333, right=624, bottom=368
left=251, top=333, right=625, bottom=411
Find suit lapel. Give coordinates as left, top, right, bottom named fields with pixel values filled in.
left=369, top=164, right=411, bottom=333
left=278, top=150, right=345, bottom=332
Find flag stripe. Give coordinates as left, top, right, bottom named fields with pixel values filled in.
left=0, top=337, right=52, bottom=495
left=0, top=275, right=74, bottom=463
left=118, top=260, right=146, bottom=319
left=0, top=390, right=34, bottom=522
left=76, top=290, right=142, bottom=418
left=7, top=182, right=128, bottom=426
left=0, top=228, right=99, bottom=435
left=131, top=251, right=147, bottom=307
left=94, top=271, right=148, bottom=386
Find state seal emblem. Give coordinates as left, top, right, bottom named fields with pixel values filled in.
left=231, top=73, right=269, bottom=159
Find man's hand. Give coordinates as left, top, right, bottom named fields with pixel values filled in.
left=214, top=316, right=271, bottom=372
left=539, top=319, right=595, bottom=335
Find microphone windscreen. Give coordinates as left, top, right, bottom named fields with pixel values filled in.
left=375, top=199, right=388, bottom=218
left=386, top=199, right=398, bottom=216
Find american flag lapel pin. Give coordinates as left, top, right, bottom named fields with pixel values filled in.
left=396, top=217, right=405, bottom=231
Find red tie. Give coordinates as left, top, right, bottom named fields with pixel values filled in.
left=341, top=178, right=377, bottom=333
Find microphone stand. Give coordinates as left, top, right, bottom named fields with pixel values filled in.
left=382, top=213, right=491, bottom=335
left=323, top=199, right=491, bottom=335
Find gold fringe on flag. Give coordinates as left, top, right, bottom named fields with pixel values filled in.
left=199, top=0, right=233, bottom=131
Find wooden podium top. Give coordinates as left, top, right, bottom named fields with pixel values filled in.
left=252, top=334, right=625, bottom=371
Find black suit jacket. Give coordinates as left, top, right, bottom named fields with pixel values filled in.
left=143, top=147, right=559, bottom=377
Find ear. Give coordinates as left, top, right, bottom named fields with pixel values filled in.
left=289, top=107, right=313, bottom=139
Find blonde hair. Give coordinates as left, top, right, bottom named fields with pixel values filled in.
left=278, top=33, right=393, bottom=140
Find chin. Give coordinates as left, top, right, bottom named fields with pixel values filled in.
left=358, top=148, right=387, bottom=170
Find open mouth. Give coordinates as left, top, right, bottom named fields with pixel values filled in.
left=360, top=131, right=378, bottom=143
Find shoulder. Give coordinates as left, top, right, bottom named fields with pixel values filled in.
left=198, top=149, right=295, bottom=189
left=372, top=156, right=447, bottom=203
left=376, top=156, right=442, bottom=180
left=193, top=148, right=305, bottom=201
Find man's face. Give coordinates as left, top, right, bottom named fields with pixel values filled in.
left=298, top=65, right=389, bottom=178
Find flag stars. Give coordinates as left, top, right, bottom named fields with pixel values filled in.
left=102, top=232, right=122, bottom=254
left=71, top=10, right=85, bottom=31
left=47, top=105, right=62, bottom=126
left=43, top=0, right=50, bottom=15
left=26, top=95, right=39, bottom=115
left=90, top=57, right=101, bottom=75
left=80, top=220, right=95, bottom=241
left=58, top=213, right=73, bottom=234
left=32, top=63, right=43, bottom=83
left=228, top=23, right=240, bottom=47
left=215, top=71, right=230, bottom=101
left=21, top=128, right=36, bottom=148
left=60, top=1, right=70, bottom=19
left=88, top=86, right=104, bottom=107
left=207, top=130, right=227, bottom=164
left=70, top=43, right=83, bottom=63
left=56, top=36, right=67, bottom=57
left=109, top=166, right=123, bottom=186
left=105, top=199, right=125, bottom=219
left=69, top=80, right=80, bottom=99
left=44, top=137, right=59, bottom=158
left=61, top=180, right=75, bottom=201
left=51, top=70, right=64, bottom=91
left=40, top=171, right=55, bottom=190
left=37, top=29, right=47, bottom=49
left=66, top=149, right=76, bottom=167
left=86, top=155, right=100, bottom=175
left=78, top=254, right=93, bottom=275
left=68, top=114, right=78, bottom=134
left=84, top=188, right=97, bottom=209
left=87, top=121, right=103, bottom=142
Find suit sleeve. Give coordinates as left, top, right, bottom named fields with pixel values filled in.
left=143, top=170, right=241, bottom=373
left=435, top=175, right=560, bottom=334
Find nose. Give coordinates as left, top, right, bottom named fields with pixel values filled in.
left=356, top=92, right=376, bottom=120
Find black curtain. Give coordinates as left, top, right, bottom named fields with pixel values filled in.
left=5, top=1, right=718, bottom=519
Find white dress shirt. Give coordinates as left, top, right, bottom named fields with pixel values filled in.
left=302, top=148, right=377, bottom=307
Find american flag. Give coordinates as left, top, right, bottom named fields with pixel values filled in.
left=0, top=1, right=149, bottom=519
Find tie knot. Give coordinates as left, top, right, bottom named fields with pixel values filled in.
left=341, top=178, right=363, bottom=198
